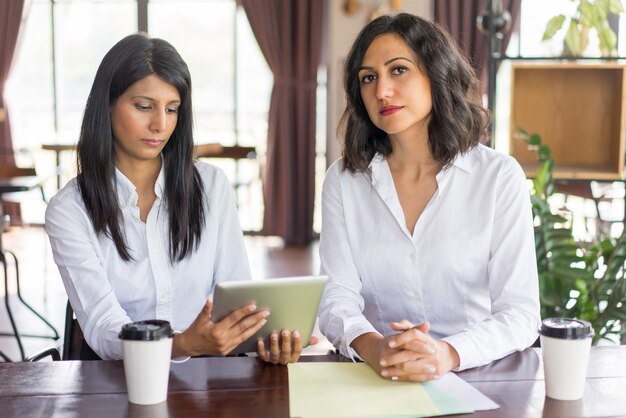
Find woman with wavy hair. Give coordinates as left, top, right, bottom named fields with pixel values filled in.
left=319, top=13, right=540, bottom=381
left=46, top=33, right=302, bottom=364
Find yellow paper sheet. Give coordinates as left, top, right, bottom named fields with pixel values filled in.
left=288, top=362, right=440, bottom=417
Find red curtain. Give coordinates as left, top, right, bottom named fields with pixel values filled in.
left=0, top=0, right=28, bottom=165
left=434, top=0, right=520, bottom=93
left=240, top=0, right=324, bottom=245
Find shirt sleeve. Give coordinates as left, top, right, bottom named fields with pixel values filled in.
left=441, top=156, right=541, bottom=370
left=318, top=163, right=381, bottom=360
left=45, top=189, right=130, bottom=360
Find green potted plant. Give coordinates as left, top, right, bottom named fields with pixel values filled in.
left=542, top=0, right=624, bottom=56
left=518, top=128, right=626, bottom=343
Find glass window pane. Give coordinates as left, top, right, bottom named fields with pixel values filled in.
left=54, top=0, right=137, bottom=140
left=149, top=0, right=236, bottom=144
left=236, top=6, right=271, bottom=150
left=518, top=0, right=601, bottom=57
left=6, top=1, right=54, bottom=158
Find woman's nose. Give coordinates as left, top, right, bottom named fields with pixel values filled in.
left=375, top=76, right=393, bottom=100
left=150, top=110, right=167, bottom=132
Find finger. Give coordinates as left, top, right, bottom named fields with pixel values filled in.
left=268, top=332, right=281, bottom=363
left=381, top=362, right=438, bottom=382
left=388, top=328, right=432, bottom=350
left=219, top=303, right=261, bottom=329
left=390, top=320, right=416, bottom=331
left=416, top=321, right=430, bottom=334
left=219, top=316, right=268, bottom=355
left=231, top=310, right=270, bottom=334
left=290, top=331, right=303, bottom=362
left=257, top=338, right=269, bottom=362
left=385, top=372, right=438, bottom=382
left=192, top=299, right=213, bottom=327
left=379, top=348, right=422, bottom=368
left=390, top=320, right=430, bottom=335
left=309, top=335, right=319, bottom=346
left=279, top=330, right=292, bottom=364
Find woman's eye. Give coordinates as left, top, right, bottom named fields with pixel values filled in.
left=392, top=66, right=408, bottom=75
left=135, top=104, right=151, bottom=111
left=360, top=74, right=376, bottom=84
left=166, top=107, right=179, bottom=114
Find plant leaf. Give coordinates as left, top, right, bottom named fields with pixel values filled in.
left=597, top=24, right=618, bottom=56
left=609, top=0, right=625, bottom=14
left=538, top=145, right=551, bottom=160
left=543, top=15, right=566, bottom=41
left=565, top=19, right=582, bottom=55
left=529, top=133, right=541, bottom=146
left=580, top=0, right=597, bottom=26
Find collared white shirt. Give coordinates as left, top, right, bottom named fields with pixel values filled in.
left=45, top=162, right=250, bottom=360
left=318, top=144, right=541, bottom=370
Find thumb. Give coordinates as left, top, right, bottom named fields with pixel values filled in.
left=390, top=319, right=416, bottom=331
left=195, top=299, right=213, bottom=324
left=416, top=321, right=430, bottom=334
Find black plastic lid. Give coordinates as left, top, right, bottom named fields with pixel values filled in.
left=538, top=317, right=594, bottom=340
left=119, top=320, right=173, bottom=341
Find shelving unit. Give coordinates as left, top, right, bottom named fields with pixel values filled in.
left=481, top=0, right=626, bottom=226
left=509, top=62, right=626, bottom=180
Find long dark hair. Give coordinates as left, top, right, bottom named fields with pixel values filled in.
left=340, top=13, right=489, bottom=173
left=77, top=33, right=205, bottom=263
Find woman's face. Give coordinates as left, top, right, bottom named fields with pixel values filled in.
left=110, top=74, right=180, bottom=168
left=358, top=33, right=432, bottom=139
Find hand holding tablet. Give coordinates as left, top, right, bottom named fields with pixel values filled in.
left=212, top=275, right=328, bottom=355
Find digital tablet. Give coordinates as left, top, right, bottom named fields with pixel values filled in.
left=212, top=275, right=328, bottom=355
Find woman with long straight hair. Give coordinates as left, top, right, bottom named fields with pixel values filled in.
left=46, top=33, right=302, bottom=363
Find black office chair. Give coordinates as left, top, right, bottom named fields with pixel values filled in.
left=62, top=301, right=101, bottom=361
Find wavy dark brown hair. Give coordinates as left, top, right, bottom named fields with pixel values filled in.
left=340, top=13, right=489, bottom=173
left=77, top=33, right=205, bottom=263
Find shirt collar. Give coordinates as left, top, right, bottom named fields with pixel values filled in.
left=114, top=158, right=166, bottom=207
left=449, top=149, right=473, bottom=174
left=368, top=148, right=474, bottom=184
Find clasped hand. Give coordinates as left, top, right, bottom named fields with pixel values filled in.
left=374, top=320, right=459, bottom=382
left=173, top=299, right=303, bottom=364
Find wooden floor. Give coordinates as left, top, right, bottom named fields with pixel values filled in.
left=0, top=225, right=322, bottom=362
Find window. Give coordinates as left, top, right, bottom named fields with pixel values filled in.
left=7, top=0, right=321, bottom=233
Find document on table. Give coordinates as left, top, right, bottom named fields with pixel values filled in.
left=288, top=362, right=498, bottom=418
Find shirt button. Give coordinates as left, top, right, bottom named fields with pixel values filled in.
left=409, top=252, right=416, bottom=262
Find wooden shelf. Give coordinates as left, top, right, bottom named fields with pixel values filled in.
left=510, top=62, right=626, bottom=180
left=520, top=164, right=622, bottom=180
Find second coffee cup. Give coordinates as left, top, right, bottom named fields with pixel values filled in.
left=539, top=317, right=594, bottom=401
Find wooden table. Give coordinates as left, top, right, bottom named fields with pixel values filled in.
left=40, top=143, right=77, bottom=190
left=1, top=347, right=625, bottom=417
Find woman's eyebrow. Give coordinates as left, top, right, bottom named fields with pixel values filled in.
left=358, top=56, right=415, bottom=72
left=131, top=95, right=181, bottom=105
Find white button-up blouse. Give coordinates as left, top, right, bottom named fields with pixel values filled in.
left=318, top=144, right=541, bottom=370
left=45, top=162, right=250, bottom=360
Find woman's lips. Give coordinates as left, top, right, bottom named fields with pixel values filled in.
left=141, top=139, right=164, bottom=148
left=379, top=105, right=403, bottom=116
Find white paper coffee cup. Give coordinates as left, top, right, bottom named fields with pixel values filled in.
left=539, top=318, right=594, bottom=401
left=119, top=320, right=174, bottom=405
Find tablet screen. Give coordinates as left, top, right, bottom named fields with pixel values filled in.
left=212, top=275, right=328, bottom=354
